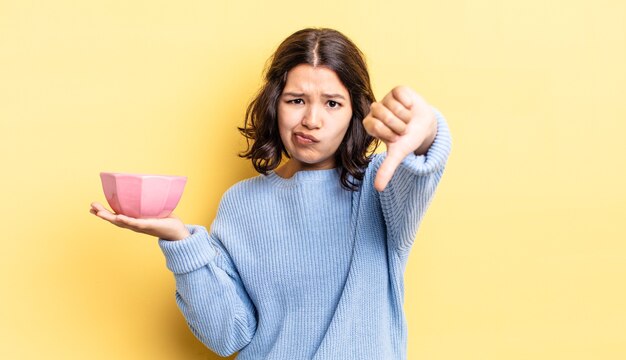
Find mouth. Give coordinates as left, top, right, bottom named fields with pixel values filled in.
left=294, top=132, right=319, bottom=144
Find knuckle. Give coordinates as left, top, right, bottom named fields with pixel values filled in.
left=381, top=92, right=393, bottom=105
left=362, top=116, right=373, bottom=129
left=378, top=126, right=393, bottom=140
left=390, top=101, right=407, bottom=114
left=380, top=113, right=393, bottom=125
left=391, top=86, right=407, bottom=98
left=390, top=102, right=407, bottom=118
left=372, top=120, right=385, bottom=133
left=369, top=102, right=382, bottom=113
left=372, top=104, right=395, bottom=126
left=392, top=86, right=414, bottom=106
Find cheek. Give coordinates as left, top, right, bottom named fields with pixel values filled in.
left=277, top=106, right=297, bottom=130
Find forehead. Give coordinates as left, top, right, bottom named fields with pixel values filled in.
left=283, top=64, right=348, bottom=95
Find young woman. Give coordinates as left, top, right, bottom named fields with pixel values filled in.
left=90, top=28, right=451, bottom=359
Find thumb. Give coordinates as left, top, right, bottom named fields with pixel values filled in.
left=374, top=149, right=405, bottom=192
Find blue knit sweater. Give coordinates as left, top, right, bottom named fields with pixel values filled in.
left=159, top=110, right=451, bottom=359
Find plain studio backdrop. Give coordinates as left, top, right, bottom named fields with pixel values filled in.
left=1, top=0, right=624, bottom=359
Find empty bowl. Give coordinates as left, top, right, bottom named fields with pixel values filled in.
left=100, top=172, right=187, bottom=219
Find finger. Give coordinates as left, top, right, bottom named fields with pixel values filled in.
left=91, top=202, right=111, bottom=214
left=363, top=116, right=399, bottom=143
left=374, top=150, right=405, bottom=192
left=369, top=102, right=407, bottom=135
left=116, top=214, right=146, bottom=230
left=90, top=207, right=130, bottom=231
left=380, top=96, right=412, bottom=124
left=91, top=202, right=124, bottom=223
left=93, top=206, right=118, bottom=222
left=391, top=86, right=414, bottom=109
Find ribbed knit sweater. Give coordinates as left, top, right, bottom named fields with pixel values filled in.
left=159, top=109, right=451, bottom=359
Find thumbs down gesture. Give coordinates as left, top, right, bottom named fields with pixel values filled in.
left=363, top=86, right=438, bottom=192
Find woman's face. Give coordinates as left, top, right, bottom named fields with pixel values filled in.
left=277, top=64, right=353, bottom=171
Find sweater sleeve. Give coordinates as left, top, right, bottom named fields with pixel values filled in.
left=376, top=107, right=452, bottom=256
left=159, top=224, right=257, bottom=357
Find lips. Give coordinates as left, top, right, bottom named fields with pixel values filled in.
left=294, top=132, right=319, bottom=143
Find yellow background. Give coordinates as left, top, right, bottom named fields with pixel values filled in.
left=1, top=0, right=625, bottom=359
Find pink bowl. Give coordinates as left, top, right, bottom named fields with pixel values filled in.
left=100, top=172, right=187, bottom=219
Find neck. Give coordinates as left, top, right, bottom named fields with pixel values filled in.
left=275, top=159, right=336, bottom=179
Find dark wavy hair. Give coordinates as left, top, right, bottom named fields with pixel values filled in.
left=238, top=28, right=379, bottom=190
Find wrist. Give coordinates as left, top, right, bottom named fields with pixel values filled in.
left=414, top=115, right=438, bottom=155
left=164, top=228, right=191, bottom=242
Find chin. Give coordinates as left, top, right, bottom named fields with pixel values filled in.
left=286, top=146, right=336, bottom=169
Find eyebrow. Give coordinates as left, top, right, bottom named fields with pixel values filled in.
left=282, top=92, right=347, bottom=100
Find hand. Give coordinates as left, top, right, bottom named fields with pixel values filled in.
left=89, top=202, right=191, bottom=241
left=362, top=86, right=437, bottom=192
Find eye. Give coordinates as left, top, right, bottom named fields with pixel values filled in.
left=287, top=99, right=304, bottom=105
left=327, top=100, right=341, bottom=108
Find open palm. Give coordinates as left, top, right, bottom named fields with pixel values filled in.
left=90, top=202, right=190, bottom=241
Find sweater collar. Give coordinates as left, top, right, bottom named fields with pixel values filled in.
left=266, top=167, right=340, bottom=186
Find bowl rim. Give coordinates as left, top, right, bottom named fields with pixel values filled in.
left=100, top=171, right=187, bottom=179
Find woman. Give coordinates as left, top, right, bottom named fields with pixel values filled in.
left=90, top=28, right=451, bottom=359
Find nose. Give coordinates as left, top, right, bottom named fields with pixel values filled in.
left=301, top=104, right=321, bottom=129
